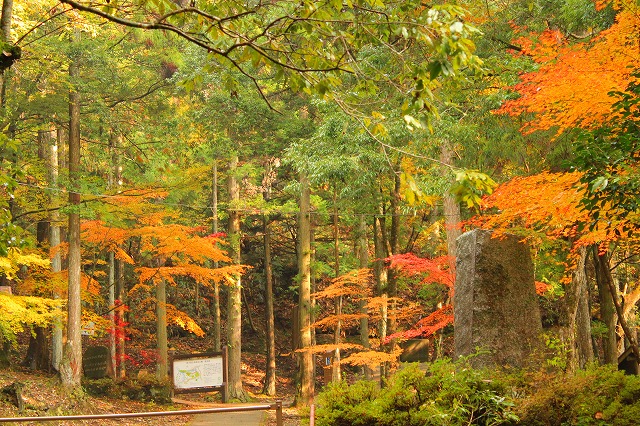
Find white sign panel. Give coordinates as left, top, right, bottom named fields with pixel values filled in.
left=173, top=356, right=224, bottom=389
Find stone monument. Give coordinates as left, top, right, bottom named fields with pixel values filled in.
left=454, top=229, right=542, bottom=368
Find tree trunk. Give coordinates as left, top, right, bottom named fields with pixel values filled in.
left=331, top=193, right=341, bottom=382
left=0, top=0, right=13, bottom=109
left=0, top=0, right=11, bottom=42
left=373, top=214, right=388, bottom=382
left=357, top=214, right=371, bottom=379
left=262, top=160, right=276, bottom=396
left=440, top=142, right=461, bottom=271
left=297, top=173, right=314, bottom=406
left=593, top=247, right=618, bottom=364
left=600, top=249, right=640, bottom=366
left=387, top=174, right=401, bottom=352
left=211, top=161, right=221, bottom=352
left=60, top=33, right=82, bottom=388
left=559, top=247, right=593, bottom=372
left=263, top=214, right=276, bottom=395
left=50, top=129, right=62, bottom=372
left=24, top=131, right=53, bottom=371
left=115, top=257, right=126, bottom=378
left=226, top=155, right=247, bottom=401
left=156, top=274, right=168, bottom=379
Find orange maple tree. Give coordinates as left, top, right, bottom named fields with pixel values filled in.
left=81, top=190, right=246, bottom=339
left=497, top=1, right=640, bottom=136
left=385, top=254, right=454, bottom=341
left=467, top=171, right=632, bottom=286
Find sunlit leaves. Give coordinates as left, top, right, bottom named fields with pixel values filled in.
left=0, top=293, right=62, bottom=345
left=450, top=169, right=496, bottom=209
left=497, top=4, right=640, bottom=136
left=0, top=248, right=50, bottom=281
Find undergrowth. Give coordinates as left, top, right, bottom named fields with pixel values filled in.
left=315, top=360, right=640, bottom=426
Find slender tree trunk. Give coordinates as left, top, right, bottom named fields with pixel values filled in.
left=262, top=161, right=276, bottom=396
left=107, top=131, right=117, bottom=377
left=115, top=257, right=126, bottom=378
left=559, top=247, right=593, bottom=372
left=298, top=173, right=314, bottom=406
left=0, top=0, right=11, bottom=42
left=227, top=156, right=247, bottom=401
left=440, top=143, right=461, bottom=271
left=242, top=287, right=257, bottom=333
left=263, top=214, right=276, bottom=395
left=600, top=250, right=640, bottom=365
left=50, top=129, right=62, bottom=372
left=60, top=34, right=82, bottom=387
left=332, top=192, right=341, bottom=382
left=109, top=132, right=126, bottom=379
left=156, top=274, right=168, bottom=379
left=24, top=131, right=53, bottom=370
left=387, top=174, right=401, bottom=350
left=107, top=252, right=116, bottom=376
left=373, top=214, right=388, bottom=382
left=0, top=0, right=13, bottom=110
left=593, top=247, right=618, bottom=364
left=357, top=215, right=371, bottom=379
left=212, top=161, right=221, bottom=352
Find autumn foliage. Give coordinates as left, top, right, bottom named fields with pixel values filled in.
left=386, top=254, right=454, bottom=342
left=497, top=2, right=640, bottom=136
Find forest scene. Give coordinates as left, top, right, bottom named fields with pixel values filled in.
left=0, top=0, right=639, bottom=424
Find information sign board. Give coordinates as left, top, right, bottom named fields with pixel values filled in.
left=171, top=349, right=227, bottom=401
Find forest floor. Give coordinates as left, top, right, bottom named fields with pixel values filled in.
left=0, top=333, right=305, bottom=425
left=0, top=355, right=303, bottom=425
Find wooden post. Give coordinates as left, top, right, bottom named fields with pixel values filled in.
left=222, top=345, right=229, bottom=403
left=275, top=399, right=283, bottom=426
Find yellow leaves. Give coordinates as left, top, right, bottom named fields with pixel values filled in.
left=313, top=268, right=372, bottom=300
left=166, top=304, right=205, bottom=337
left=342, top=349, right=402, bottom=368
left=296, top=343, right=364, bottom=355
left=0, top=293, right=63, bottom=344
left=311, top=314, right=367, bottom=331
left=0, top=248, right=50, bottom=280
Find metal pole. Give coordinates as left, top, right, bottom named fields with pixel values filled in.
left=0, top=405, right=273, bottom=423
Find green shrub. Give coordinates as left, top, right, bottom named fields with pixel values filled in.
left=82, top=375, right=172, bottom=403
left=515, top=364, right=640, bottom=426
left=315, top=359, right=518, bottom=426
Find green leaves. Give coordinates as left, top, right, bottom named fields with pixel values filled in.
left=451, top=169, right=497, bottom=209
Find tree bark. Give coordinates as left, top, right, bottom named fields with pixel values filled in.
left=559, top=247, right=594, bottom=372
left=373, top=214, right=388, bottom=382
left=0, top=0, right=13, bottom=109
left=440, top=142, right=461, bottom=271
left=60, top=33, right=82, bottom=388
left=24, top=131, right=53, bottom=371
left=297, top=173, right=314, bottom=406
left=50, top=129, right=62, bottom=372
left=593, top=247, right=618, bottom=364
left=262, top=161, right=276, bottom=396
left=331, top=192, right=341, bottom=382
left=600, top=249, right=640, bottom=365
left=226, top=156, right=247, bottom=401
left=357, top=214, right=371, bottom=379
left=156, top=274, right=168, bottom=379
left=115, top=257, right=126, bottom=378
left=211, top=161, right=221, bottom=352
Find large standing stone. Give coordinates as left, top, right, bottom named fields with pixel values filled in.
left=454, top=229, right=542, bottom=368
